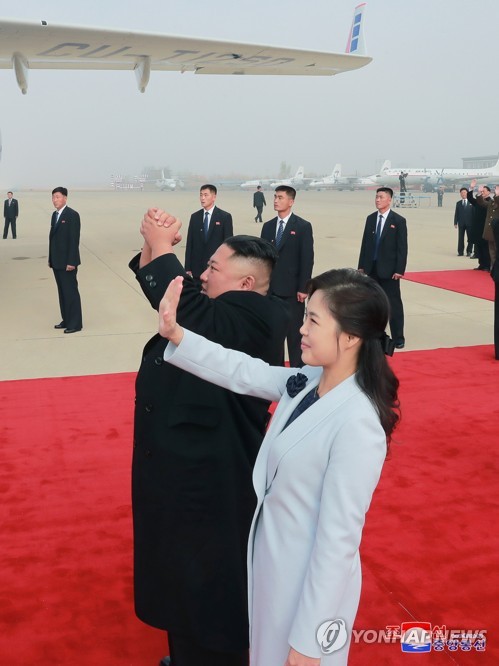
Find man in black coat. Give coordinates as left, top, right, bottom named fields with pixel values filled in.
left=253, top=185, right=266, bottom=223
left=261, top=186, right=314, bottom=367
left=467, top=183, right=491, bottom=271
left=184, top=184, right=233, bottom=280
left=3, top=191, right=19, bottom=239
left=130, top=211, right=288, bottom=666
left=358, top=187, right=408, bottom=348
left=454, top=187, right=474, bottom=256
left=48, top=187, right=82, bottom=333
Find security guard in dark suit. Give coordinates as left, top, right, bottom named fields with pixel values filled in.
left=261, top=186, right=314, bottom=367
left=3, top=191, right=19, bottom=239
left=358, top=187, right=408, bottom=348
left=184, top=184, right=233, bottom=280
left=48, top=187, right=82, bottom=333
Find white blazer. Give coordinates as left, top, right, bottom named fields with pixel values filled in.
left=165, top=330, right=387, bottom=665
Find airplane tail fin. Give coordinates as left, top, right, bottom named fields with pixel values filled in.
left=294, top=166, right=305, bottom=179
left=380, top=159, right=391, bottom=172
left=491, top=157, right=499, bottom=174
left=345, top=3, right=367, bottom=56
left=332, top=163, right=341, bottom=181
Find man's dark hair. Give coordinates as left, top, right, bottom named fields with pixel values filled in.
left=483, top=185, right=491, bottom=194
left=7, top=191, right=13, bottom=195
left=275, top=185, right=296, bottom=200
left=224, top=235, right=278, bottom=270
left=200, top=184, right=217, bottom=195
left=376, top=186, right=394, bottom=198
left=460, top=187, right=468, bottom=193
left=52, top=186, right=68, bottom=197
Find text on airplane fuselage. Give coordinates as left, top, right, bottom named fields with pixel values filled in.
left=37, top=43, right=295, bottom=66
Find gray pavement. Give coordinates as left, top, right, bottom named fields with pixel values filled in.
left=0, top=188, right=493, bottom=380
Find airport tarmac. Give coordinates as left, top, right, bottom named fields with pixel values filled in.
left=0, top=188, right=493, bottom=381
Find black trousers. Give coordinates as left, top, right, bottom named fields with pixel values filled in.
left=477, top=238, right=491, bottom=270
left=168, top=632, right=248, bottom=666
left=457, top=224, right=473, bottom=256
left=3, top=217, right=16, bottom=239
left=254, top=206, right=264, bottom=223
left=273, top=295, right=304, bottom=367
left=370, top=263, right=405, bottom=344
left=53, top=267, right=83, bottom=329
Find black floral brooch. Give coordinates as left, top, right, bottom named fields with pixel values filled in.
left=286, top=372, right=308, bottom=397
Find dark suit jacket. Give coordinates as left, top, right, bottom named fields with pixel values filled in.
left=261, top=213, right=314, bottom=297
left=454, top=199, right=473, bottom=227
left=253, top=191, right=266, bottom=208
left=358, top=209, right=408, bottom=279
left=4, top=198, right=19, bottom=219
left=184, top=205, right=233, bottom=277
left=129, top=252, right=288, bottom=652
left=48, top=206, right=81, bottom=269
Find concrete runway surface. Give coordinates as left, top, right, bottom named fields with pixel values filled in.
left=0, top=188, right=493, bottom=380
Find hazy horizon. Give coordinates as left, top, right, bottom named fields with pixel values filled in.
left=1, top=0, right=498, bottom=188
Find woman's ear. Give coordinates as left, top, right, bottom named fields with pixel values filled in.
left=345, top=333, right=361, bottom=349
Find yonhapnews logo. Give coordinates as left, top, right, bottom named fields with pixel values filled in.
left=316, top=619, right=348, bottom=654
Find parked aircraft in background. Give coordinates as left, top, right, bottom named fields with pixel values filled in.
left=155, top=170, right=184, bottom=191
left=241, top=166, right=313, bottom=191
left=309, top=164, right=342, bottom=189
left=374, top=159, right=499, bottom=189
left=310, top=163, right=377, bottom=190
left=270, top=166, right=314, bottom=190
left=0, top=4, right=371, bottom=94
left=240, top=177, right=275, bottom=190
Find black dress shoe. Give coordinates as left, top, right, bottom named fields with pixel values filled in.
left=159, top=658, right=171, bottom=666
left=64, top=328, right=82, bottom=334
left=54, top=322, right=65, bottom=329
left=395, top=342, right=405, bottom=349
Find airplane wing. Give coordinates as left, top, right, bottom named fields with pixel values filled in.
left=0, top=4, right=371, bottom=93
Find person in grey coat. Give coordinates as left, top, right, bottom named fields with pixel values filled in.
left=159, top=263, right=400, bottom=666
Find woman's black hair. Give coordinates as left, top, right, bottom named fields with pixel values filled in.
left=307, top=268, right=400, bottom=443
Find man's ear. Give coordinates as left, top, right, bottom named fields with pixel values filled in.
left=240, top=275, right=256, bottom=291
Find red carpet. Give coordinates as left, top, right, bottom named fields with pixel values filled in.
left=1, top=347, right=498, bottom=664
left=404, top=269, right=494, bottom=301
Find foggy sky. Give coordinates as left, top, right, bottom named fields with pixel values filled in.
left=0, top=0, right=498, bottom=188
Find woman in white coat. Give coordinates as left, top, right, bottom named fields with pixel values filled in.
left=160, top=268, right=400, bottom=666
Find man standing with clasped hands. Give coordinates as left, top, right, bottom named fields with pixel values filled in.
left=48, top=187, right=82, bottom=334
left=358, top=187, right=408, bottom=349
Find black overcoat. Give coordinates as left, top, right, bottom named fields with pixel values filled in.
left=129, top=252, right=288, bottom=652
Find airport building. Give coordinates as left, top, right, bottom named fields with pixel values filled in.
left=462, top=154, right=499, bottom=169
